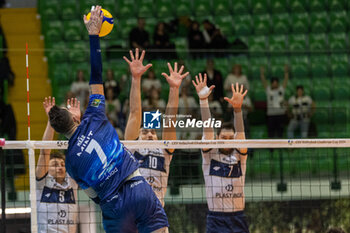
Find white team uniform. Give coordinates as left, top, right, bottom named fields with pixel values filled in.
left=202, top=148, right=247, bottom=212
left=266, top=85, right=286, bottom=116
left=36, top=174, right=78, bottom=233
left=132, top=148, right=173, bottom=206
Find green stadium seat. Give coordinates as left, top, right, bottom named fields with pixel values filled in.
left=270, top=0, right=287, bottom=14
left=250, top=56, right=268, bottom=79
left=248, top=36, right=267, bottom=57
left=118, top=0, right=136, bottom=18
left=79, top=0, right=95, bottom=15
left=309, top=0, right=326, bottom=12
left=252, top=84, right=267, bottom=102
left=41, top=0, right=60, bottom=20
left=194, top=0, right=211, bottom=16
left=174, top=37, right=188, bottom=59
left=63, top=20, right=82, bottom=41
left=234, top=15, right=252, bottom=36
left=269, top=35, right=287, bottom=53
left=253, top=15, right=271, bottom=35
left=44, top=21, right=63, bottom=43
left=291, top=13, right=309, bottom=34
left=61, top=0, right=78, bottom=19
left=51, top=63, right=71, bottom=85
left=189, top=59, right=206, bottom=76
left=138, top=0, right=154, bottom=18
left=215, top=15, right=233, bottom=36
left=101, top=0, right=116, bottom=16
left=289, top=0, right=308, bottom=13
left=48, top=42, right=67, bottom=63
left=328, top=0, right=346, bottom=12
left=176, top=0, right=191, bottom=16
left=249, top=126, right=268, bottom=139
left=251, top=0, right=268, bottom=14
left=232, top=0, right=249, bottom=15
left=271, top=13, right=290, bottom=34
left=288, top=34, right=307, bottom=52
left=329, top=33, right=347, bottom=51
left=330, top=11, right=348, bottom=32
left=68, top=42, right=88, bottom=62
left=71, top=62, right=90, bottom=81
left=213, top=0, right=230, bottom=15
left=310, top=55, right=330, bottom=78
left=330, top=54, right=349, bottom=77
left=144, top=17, right=157, bottom=37
left=156, top=0, right=173, bottom=18
left=312, top=80, right=332, bottom=101
left=270, top=56, right=289, bottom=77
left=332, top=101, right=349, bottom=125
left=333, top=78, right=350, bottom=100
left=290, top=55, right=309, bottom=77
left=310, top=12, right=329, bottom=33
left=313, top=102, right=331, bottom=125
left=309, top=33, right=327, bottom=52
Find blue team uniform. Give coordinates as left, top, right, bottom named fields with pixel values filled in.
left=66, top=94, right=169, bottom=233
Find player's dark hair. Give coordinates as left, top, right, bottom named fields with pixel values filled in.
left=270, top=77, right=279, bottom=84
left=217, top=122, right=234, bottom=136
left=50, top=151, right=65, bottom=161
left=48, top=105, right=75, bottom=135
left=326, top=227, right=345, bottom=233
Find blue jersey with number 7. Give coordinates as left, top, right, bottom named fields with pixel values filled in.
left=66, top=94, right=139, bottom=202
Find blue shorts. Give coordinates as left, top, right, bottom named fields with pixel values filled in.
left=100, top=176, right=169, bottom=233
left=206, top=211, right=249, bottom=233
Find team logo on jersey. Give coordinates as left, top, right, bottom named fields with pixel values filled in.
left=222, top=155, right=238, bottom=164
left=91, top=99, right=101, bottom=107
left=225, top=184, right=234, bottom=191
left=144, top=110, right=161, bottom=129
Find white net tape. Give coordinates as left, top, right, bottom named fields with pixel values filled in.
left=2, top=139, right=350, bottom=150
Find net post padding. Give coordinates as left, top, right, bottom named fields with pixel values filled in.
left=1, top=139, right=350, bottom=149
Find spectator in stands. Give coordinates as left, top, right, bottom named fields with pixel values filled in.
left=202, top=20, right=228, bottom=56
left=326, top=227, right=346, bottom=233
left=153, top=22, right=176, bottom=59
left=142, top=88, right=166, bottom=112
left=287, top=85, right=315, bottom=138
left=104, top=69, right=119, bottom=97
left=188, top=21, right=205, bottom=58
left=208, top=92, right=223, bottom=120
left=179, top=84, right=198, bottom=116
left=105, top=87, right=122, bottom=127
left=260, top=65, right=289, bottom=138
left=224, top=64, right=250, bottom=92
left=142, top=68, right=161, bottom=95
left=70, top=70, right=89, bottom=111
left=201, top=59, right=224, bottom=103
left=129, top=18, right=150, bottom=50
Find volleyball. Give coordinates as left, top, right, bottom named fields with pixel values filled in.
left=86, top=8, right=114, bottom=37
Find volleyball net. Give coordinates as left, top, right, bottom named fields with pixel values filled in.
left=0, top=139, right=350, bottom=232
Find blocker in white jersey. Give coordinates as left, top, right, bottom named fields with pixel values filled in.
left=202, top=148, right=247, bottom=212
left=132, top=148, right=173, bottom=206
left=36, top=173, right=78, bottom=233
left=193, top=76, right=250, bottom=233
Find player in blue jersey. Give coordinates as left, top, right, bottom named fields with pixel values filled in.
left=46, top=6, right=169, bottom=233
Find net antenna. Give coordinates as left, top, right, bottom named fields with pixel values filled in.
left=26, top=43, right=38, bottom=233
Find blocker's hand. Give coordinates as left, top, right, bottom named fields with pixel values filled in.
left=43, top=96, right=55, bottom=116
left=123, top=48, right=152, bottom=79
left=67, top=98, right=81, bottom=123
left=83, top=5, right=103, bottom=35
left=162, top=62, right=189, bottom=89
left=192, top=73, right=215, bottom=100
left=224, top=83, right=248, bottom=110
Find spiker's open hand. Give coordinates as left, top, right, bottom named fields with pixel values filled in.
left=83, top=5, right=103, bottom=35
